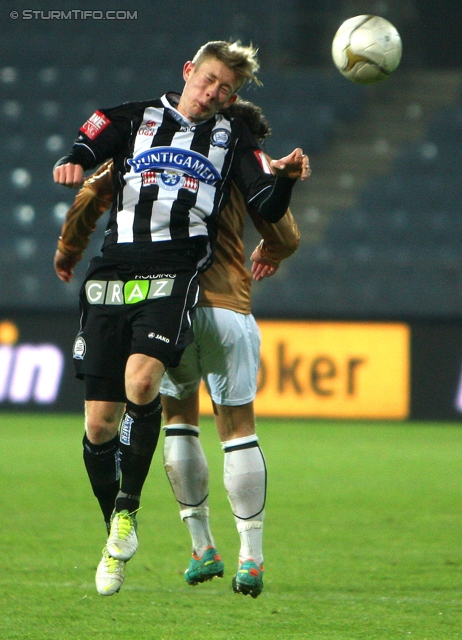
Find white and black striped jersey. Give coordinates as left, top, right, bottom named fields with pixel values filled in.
left=57, top=92, right=295, bottom=270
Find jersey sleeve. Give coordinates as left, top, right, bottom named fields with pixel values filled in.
left=55, top=103, right=136, bottom=170
left=231, top=122, right=296, bottom=223
left=247, top=150, right=301, bottom=265
left=58, top=160, right=114, bottom=257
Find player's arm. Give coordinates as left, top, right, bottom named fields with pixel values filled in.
left=54, top=161, right=114, bottom=282
left=234, top=126, right=310, bottom=223
left=247, top=149, right=304, bottom=281
left=253, top=148, right=310, bottom=222
left=53, top=106, right=126, bottom=188
left=248, top=149, right=303, bottom=264
left=248, top=207, right=301, bottom=281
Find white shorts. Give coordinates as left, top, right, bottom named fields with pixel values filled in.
left=160, top=306, right=261, bottom=406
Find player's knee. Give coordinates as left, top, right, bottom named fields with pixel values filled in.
left=85, top=420, right=119, bottom=445
left=85, top=410, right=121, bottom=444
left=126, top=379, right=156, bottom=405
left=125, top=354, right=164, bottom=404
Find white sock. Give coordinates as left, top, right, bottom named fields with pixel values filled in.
left=163, top=424, right=215, bottom=557
left=222, top=434, right=266, bottom=566
left=179, top=506, right=215, bottom=558
left=236, top=519, right=264, bottom=567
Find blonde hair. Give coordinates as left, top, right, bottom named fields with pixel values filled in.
left=192, top=40, right=262, bottom=91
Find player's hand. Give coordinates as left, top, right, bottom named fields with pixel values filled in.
left=54, top=248, right=81, bottom=282
left=251, top=258, right=278, bottom=281
left=271, top=148, right=311, bottom=181
left=53, top=163, right=85, bottom=188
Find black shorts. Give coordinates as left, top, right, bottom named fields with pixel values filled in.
left=73, top=255, right=200, bottom=383
left=84, top=374, right=126, bottom=402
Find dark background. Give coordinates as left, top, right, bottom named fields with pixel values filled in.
left=1, top=0, right=462, bottom=417
left=1, top=0, right=461, bottom=315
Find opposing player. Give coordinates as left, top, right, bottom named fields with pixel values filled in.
left=53, top=40, right=309, bottom=595
left=160, top=100, right=301, bottom=598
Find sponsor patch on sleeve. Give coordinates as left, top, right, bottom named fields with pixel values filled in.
left=254, top=150, right=273, bottom=174
left=80, top=110, right=111, bottom=140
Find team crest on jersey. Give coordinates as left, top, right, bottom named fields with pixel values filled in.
left=159, top=171, right=183, bottom=190
left=73, top=336, right=86, bottom=360
left=127, top=146, right=221, bottom=185
left=158, top=171, right=191, bottom=191
left=210, top=128, right=231, bottom=148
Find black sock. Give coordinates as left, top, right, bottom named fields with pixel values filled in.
left=117, top=395, right=162, bottom=511
left=115, top=491, right=142, bottom=514
left=83, top=434, right=120, bottom=525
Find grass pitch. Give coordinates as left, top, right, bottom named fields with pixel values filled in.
left=2, top=414, right=461, bottom=639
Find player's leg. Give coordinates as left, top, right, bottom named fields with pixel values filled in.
left=105, top=263, right=200, bottom=564
left=161, top=329, right=224, bottom=584
left=202, top=307, right=266, bottom=597
left=83, top=376, right=126, bottom=532
left=77, top=258, right=198, bottom=593
left=83, top=394, right=126, bottom=597
left=86, top=357, right=164, bottom=595
left=105, top=354, right=164, bottom=562
left=215, top=402, right=266, bottom=598
left=117, top=352, right=164, bottom=516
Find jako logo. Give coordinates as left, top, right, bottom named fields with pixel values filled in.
left=0, top=344, right=64, bottom=404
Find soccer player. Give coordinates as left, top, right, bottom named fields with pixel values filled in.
left=53, top=40, right=309, bottom=596
left=160, top=100, right=301, bottom=599
left=55, top=99, right=302, bottom=598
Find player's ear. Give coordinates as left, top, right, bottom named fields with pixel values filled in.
left=183, top=61, right=195, bottom=82
left=224, top=93, right=238, bottom=109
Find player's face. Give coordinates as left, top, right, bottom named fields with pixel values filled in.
left=178, top=58, right=238, bottom=123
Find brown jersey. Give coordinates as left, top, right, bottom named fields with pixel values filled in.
left=58, top=161, right=300, bottom=314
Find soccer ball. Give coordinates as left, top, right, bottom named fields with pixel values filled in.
left=332, top=15, right=402, bottom=84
